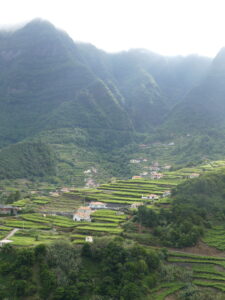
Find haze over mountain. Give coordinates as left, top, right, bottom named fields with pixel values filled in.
left=2, top=19, right=225, bottom=181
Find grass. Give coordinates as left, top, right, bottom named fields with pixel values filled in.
left=202, top=226, right=225, bottom=251
left=76, top=226, right=123, bottom=234
left=149, top=282, right=184, bottom=300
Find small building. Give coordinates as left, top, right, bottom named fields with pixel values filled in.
left=89, top=202, right=106, bottom=209
left=85, top=236, right=93, bottom=243
left=0, top=205, right=20, bottom=215
left=130, top=159, right=141, bottom=164
left=132, top=176, right=142, bottom=179
left=131, top=202, right=143, bottom=209
left=149, top=166, right=161, bottom=171
left=163, top=165, right=172, bottom=170
left=60, top=187, right=70, bottom=193
left=189, top=173, right=200, bottom=179
left=0, top=239, right=13, bottom=247
left=162, top=190, right=171, bottom=197
left=84, top=169, right=92, bottom=174
left=73, top=206, right=92, bottom=222
left=30, top=190, right=38, bottom=195
left=49, top=192, right=60, bottom=197
left=150, top=172, right=164, bottom=179
left=142, top=194, right=159, bottom=200
left=140, top=172, right=148, bottom=176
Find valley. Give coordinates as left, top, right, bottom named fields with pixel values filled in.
left=0, top=18, right=225, bottom=299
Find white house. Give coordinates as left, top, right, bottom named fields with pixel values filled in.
left=85, top=236, right=93, bottom=243
left=60, top=187, right=70, bottom=193
left=189, top=173, right=200, bottom=179
left=0, top=239, right=12, bottom=247
left=131, top=202, right=143, bottom=209
left=162, top=190, right=171, bottom=197
left=132, top=176, right=142, bottom=179
left=73, top=207, right=92, bottom=222
left=150, top=172, right=163, bottom=179
left=89, top=201, right=106, bottom=209
left=130, top=159, right=141, bottom=164
left=142, top=194, right=159, bottom=200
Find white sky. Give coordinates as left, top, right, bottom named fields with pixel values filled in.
left=0, top=0, right=224, bottom=57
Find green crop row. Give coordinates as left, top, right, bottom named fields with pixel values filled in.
left=169, top=251, right=225, bottom=261
left=193, top=280, right=225, bottom=292
left=76, top=226, right=122, bottom=234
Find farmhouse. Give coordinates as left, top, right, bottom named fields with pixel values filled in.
left=150, top=172, right=164, bottom=179
left=130, top=159, right=141, bottom=164
left=60, top=187, right=70, bottom=193
left=73, top=206, right=92, bottom=222
left=163, top=165, right=172, bottom=170
left=89, top=201, right=106, bottom=209
left=49, top=192, right=60, bottom=197
left=142, top=194, right=159, bottom=200
left=0, top=205, right=20, bottom=215
left=85, top=236, right=93, bottom=243
left=0, top=239, right=13, bottom=247
left=140, top=172, right=148, bottom=176
left=189, top=173, right=200, bottom=178
left=132, top=176, right=142, bottom=179
left=162, top=190, right=171, bottom=197
left=131, top=202, right=143, bottom=209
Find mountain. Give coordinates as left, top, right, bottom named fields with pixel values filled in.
left=78, top=45, right=211, bottom=131
left=0, top=19, right=133, bottom=149
left=0, top=19, right=213, bottom=181
left=165, top=48, right=225, bottom=134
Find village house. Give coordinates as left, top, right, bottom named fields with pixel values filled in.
left=132, top=176, right=142, bottom=179
left=130, top=159, right=141, bottom=164
left=163, top=165, right=172, bottom=170
left=0, top=239, right=13, bottom=247
left=162, top=190, right=171, bottom=197
left=60, top=187, right=70, bottom=193
left=131, top=202, right=143, bottom=209
left=189, top=173, right=200, bottom=179
left=142, top=194, right=159, bottom=200
left=49, top=192, right=60, bottom=197
left=85, top=236, right=93, bottom=243
left=73, top=206, right=92, bottom=222
left=150, top=172, right=164, bottom=179
left=89, top=201, right=106, bottom=209
left=30, top=190, right=38, bottom=195
left=140, top=172, right=148, bottom=176
left=149, top=166, right=161, bottom=171
left=0, top=205, right=20, bottom=215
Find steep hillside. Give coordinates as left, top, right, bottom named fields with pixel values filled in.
left=0, top=19, right=215, bottom=181
left=0, top=19, right=133, bottom=149
left=165, top=48, right=225, bottom=134
left=0, top=142, right=56, bottom=179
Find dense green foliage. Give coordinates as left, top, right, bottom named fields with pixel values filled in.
left=0, top=142, right=56, bottom=179
left=0, top=239, right=161, bottom=299
left=136, top=170, right=225, bottom=247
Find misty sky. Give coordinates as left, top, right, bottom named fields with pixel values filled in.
left=1, top=0, right=224, bottom=57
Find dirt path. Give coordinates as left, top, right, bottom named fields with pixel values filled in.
left=169, top=240, right=225, bottom=257
left=1, top=228, right=19, bottom=241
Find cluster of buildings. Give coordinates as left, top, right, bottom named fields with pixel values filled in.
left=130, top=158, right=148, bottom=164
left=141, top=190, right=171, bottom=202
left=49, top=187, right=74, bottom=197
left=73, top=201, right=106, bottom=222
left=0, top=205, right=21, bottom=215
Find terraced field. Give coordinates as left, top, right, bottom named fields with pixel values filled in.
left=202, top=225, right=225, bottom=251
left=167, top=251, right=225, bottom=293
